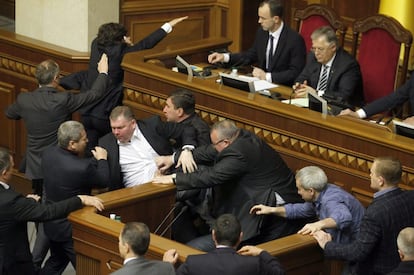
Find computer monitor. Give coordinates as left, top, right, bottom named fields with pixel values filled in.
left=393, top=120, right=414, bottom=139
left=219, top=72, right=255, bottom=93
left=176, top=55, right=193, bottom=77
left=308, top=92, right=328, bottom=115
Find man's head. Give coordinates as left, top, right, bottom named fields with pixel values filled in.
left=58, top=121, right=88, bottom=155
left=210, top=120, right=240, bottom=153
left=118, top=222, right=150, bottom=259
left=109, top=106, right=137, bottom=143
left=295, top=166, right=328, bottom=202
left=311, top=26, right=338, bottom=65
left=163, top=89, right=195, bottom=123
left=97, top=22, right=127, bottom=46
left=258, top=0, right=283, bottom=32
left=35, top=60, right=60, bottom=87
left=397, top=227, right=414, bottom=261
left=0, top=147, right=13, bottom=183
left=212, top=214, right=242, bottom=248
left=370, top=156, right=402, bottom=191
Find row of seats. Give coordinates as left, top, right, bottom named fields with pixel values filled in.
left=293, top=4, right=413, bottom=105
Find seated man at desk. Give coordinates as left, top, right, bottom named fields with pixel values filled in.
left=153, top=119, right=305, bottom=251
left=99, top=106, right=197, bottom=190
left=207, top=0, right=306, bottom=86
left=339, top=75, right=414, bottom=125
left=293, top=26, right=364, bottom=108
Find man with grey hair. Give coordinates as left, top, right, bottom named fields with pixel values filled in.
left=293, top=26, right=364, bottom=108
left=154, top=119, right=303, bottom=251
left=251, top=166, right=365, bottom=244
left=39, top=121, right=109, bottom=274
left=388, top=227, right=414, bottom=274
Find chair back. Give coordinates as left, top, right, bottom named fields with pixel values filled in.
left=352, top=14, right=413, bottom=104
left=294, top=4, right=346, bottom=52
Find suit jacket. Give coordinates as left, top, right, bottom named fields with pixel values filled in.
left=171, top=113, right=211, bottom=150
left=230, top=24, right=306, bottom=86
left=176, top=247, right=285, bottom=275
left=324, top=189, right=414, bottom=275
left=59, top=28, right=167, bottom=119
left=99, top=116, right=197, bottom=190
left=387, top=261, right=414, bottom=275
left=42, top=146, right=109, bottom=241
left=295, top=48, right=364, bottom=107
left=110, top=257, right=175, bottom=275
left=362, top=74, right=414, bottom=117
left=175, top=129, right=303, bottom=241
left=0, top=185, right=82, bottom=275
left=5, top=73, right=108, bottom=179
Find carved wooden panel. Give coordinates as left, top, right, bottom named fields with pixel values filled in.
left=0, top=81, right=15, bottom=151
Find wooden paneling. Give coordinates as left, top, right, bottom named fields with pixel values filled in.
left=0, top=0, right=14, bottom=19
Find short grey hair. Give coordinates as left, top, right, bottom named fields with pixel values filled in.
left=211, top=120, right=240, bottom=140
left=397, top=227, right=414, bottom=256
left=295, top=166, right=328, bottom=192
left=311, top=26, right=338, bottom=47
left=57, top=121, right=85, bottom=148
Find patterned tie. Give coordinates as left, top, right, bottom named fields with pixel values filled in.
left=267, top=35, right=274, bottom=71
left=317, top=65, right=329, bottom=92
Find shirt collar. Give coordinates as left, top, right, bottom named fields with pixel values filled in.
left=269, top=21, right=284, bottom=39
left=324, top=53, right=336, bottom=68
left=374, top=186, right=399, bottom=199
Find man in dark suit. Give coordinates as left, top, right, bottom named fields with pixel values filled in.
left=153, top=120, right=305, bottom=251
left=40, top=121, right=110, bottom=274
left=208, top=0, right=306, bottom=86
left=59, top=17, right=188, bottom=150
left=99, top=106, right=197, bottom=191
left=294, top=26, right=364, bottom=108
left=0, top=147, right=104, bottom=275
left=313, top=157, right=414, bottom=275
left=339, top=76, right=414, bottom=124
left=388, top=227, right=414, bottom=275
left=4, top=54, right=109, bottom=196
left=175, top=213, right=285, bottom=275
left=111, top=222, right=177, bottom=275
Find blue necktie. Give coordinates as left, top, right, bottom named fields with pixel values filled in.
left=317, top=65, right=329, bottom=92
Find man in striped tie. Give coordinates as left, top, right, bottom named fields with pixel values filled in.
left=292, top=26, right=364, bottom=108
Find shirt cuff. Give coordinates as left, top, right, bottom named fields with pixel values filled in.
left=357, top=108, right=366, bottom=118
left=317, top=90, right=325, bottom=97
left=223, top=53, right=230, bottom=63
left=265, top=72, right=272, bottom=82
left=161, top=23, right=172, bottom=33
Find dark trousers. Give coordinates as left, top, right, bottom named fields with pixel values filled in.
left=39, top=239, right=75, bottom=275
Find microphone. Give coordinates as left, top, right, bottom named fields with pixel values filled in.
left=154, top=202, right=180, bottom=235
left=159, top=204, right=189, bottom=237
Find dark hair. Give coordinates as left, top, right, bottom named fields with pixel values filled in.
left=120, top=222, right=150, bottom=256
left=260, top=0, right=284, bottom=18
left=169, top=89, right=195, bottom=115
left=96, top=22, right=127, bottom=48
left=0, top=147, right=11, bottom=175
left=213, top=214, right=241, bottom=247
left=35, top=60, right=59, bottom=85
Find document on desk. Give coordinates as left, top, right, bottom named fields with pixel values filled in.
left=281, top=98, right=309, bottom=107
left=238, top=75, right=278, bottom=92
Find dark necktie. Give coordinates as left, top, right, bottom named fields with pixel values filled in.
left=267, top=35, right=274, bottom=71
left=317, top=65, right=329, bottom=92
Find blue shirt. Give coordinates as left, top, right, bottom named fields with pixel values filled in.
left=284, top=184, right=365, bottom=243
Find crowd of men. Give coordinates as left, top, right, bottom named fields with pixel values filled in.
left=3, top=0, right=414, bottom=274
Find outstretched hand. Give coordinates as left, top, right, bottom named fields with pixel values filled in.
left=77, top=195, right=104, bottom=211
left=176, top=150, right=197, bottom=173
left=237, top=245, right=264, bottom=256
left=168, top=16, right=189, bottom=27
left=97, top=53, right=108, bottom=74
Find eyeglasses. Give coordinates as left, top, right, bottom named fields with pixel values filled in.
left=311, top=47, right=328, bottom=53
left=212, top=139, right=225, bottom=146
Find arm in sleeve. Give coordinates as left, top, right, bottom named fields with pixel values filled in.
left=124, top=28, right=167, bottom=53
left=259, top=251, right=286, bottom=275
left=322, top=200, right=353, bottom=231
left=284, top=202, right=316, bottom=219
left=5, top=102, right=22, bottom=120
left=86, top=159, right=111, bottom=188
left=329, top=61, right=362, bottom=102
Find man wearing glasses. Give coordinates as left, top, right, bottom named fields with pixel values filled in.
left=293, top=26, right=364, bottom=108
left=153, top=120, right=305, bottom=252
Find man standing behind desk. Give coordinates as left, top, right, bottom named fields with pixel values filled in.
left=293, top=26, right=364, bottom=108
left=208, top=0, right=306, bottom=86
left=40, top=121, right=110, bottom=274
left=313, top=157, right=414, bottom=275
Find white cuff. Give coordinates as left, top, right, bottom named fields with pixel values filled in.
left=265, top=72, right=272, bottom=82
left=223, top=53, right=230, bottom=63
left=161, top=23, right=172, bottom=33
left=356, top=108, right=366, bottom=118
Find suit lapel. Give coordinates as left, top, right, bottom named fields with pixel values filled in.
left=270, top=24, right=287, bottom=69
